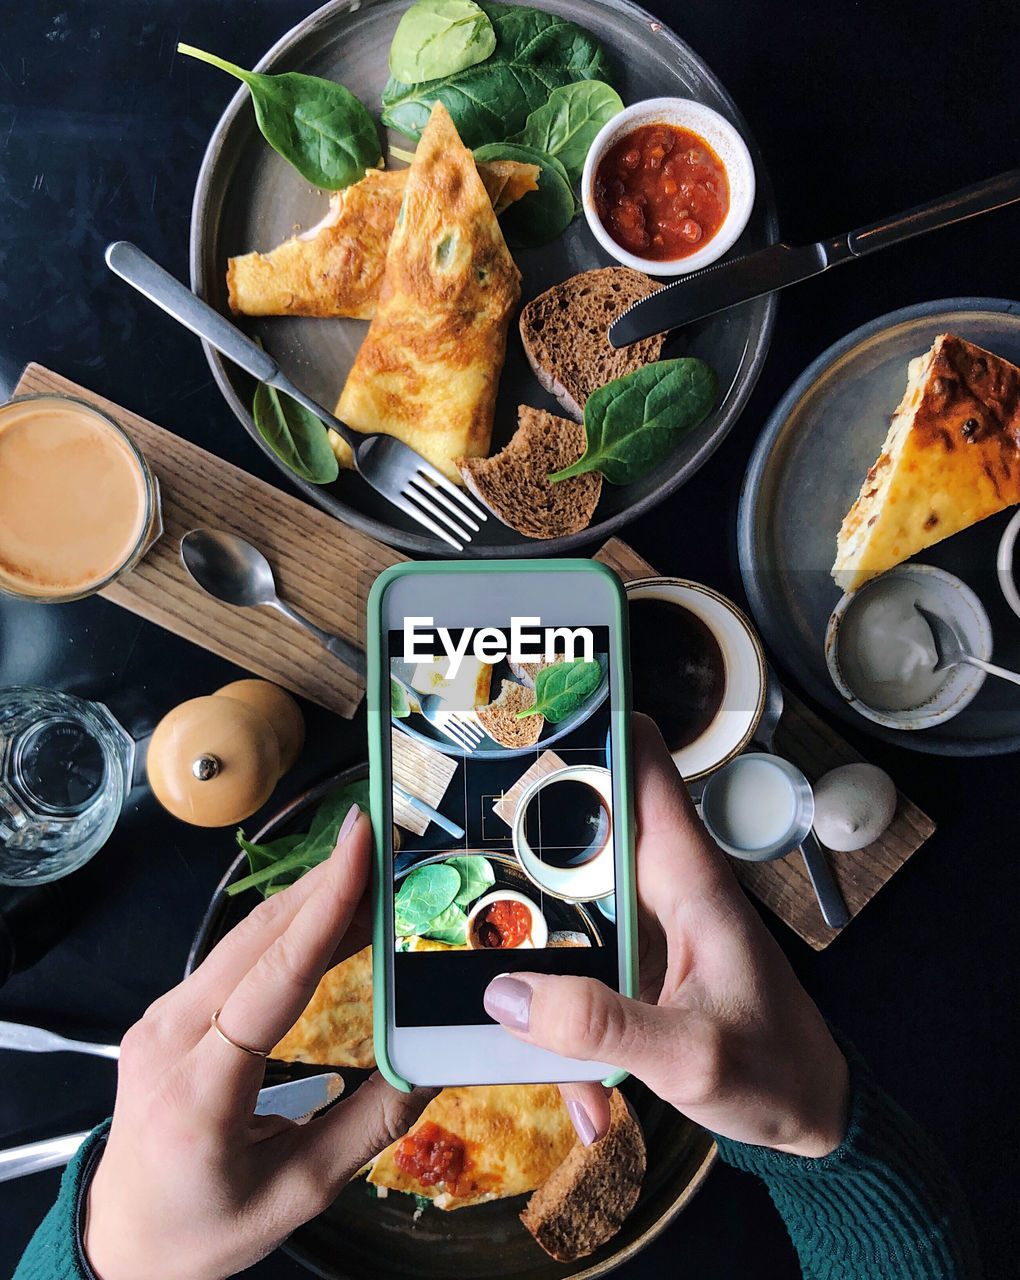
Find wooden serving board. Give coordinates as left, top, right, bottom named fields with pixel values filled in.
left=595, top=538, right=937, bottom=950
left=391, top=730, right=459, bottom=837
left=15, top=364, right=407, bottom=718
left=491, top=750, right=568, bottom=827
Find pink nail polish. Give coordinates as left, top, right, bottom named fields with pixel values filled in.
left=483, top=975, right=532, bottom=1030
left=337, top=803, right=360, bottom=845
left=567, top=1100, right=597, bottom=1147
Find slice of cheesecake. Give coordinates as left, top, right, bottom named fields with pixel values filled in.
left=832, top=333, right=1020, bottom=592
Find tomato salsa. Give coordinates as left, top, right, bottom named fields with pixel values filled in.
left=394, top=1121, right=469, bottom=1190
left=472, top=898, right=532, bottom=949
left=593, top=123, right=729, bottom=261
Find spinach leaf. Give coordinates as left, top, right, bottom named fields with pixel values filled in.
left=381, top=4, right=612, bottom=148
left=472, top=142, right=574, bottom=248
left=422, top=901, right=469, bottom=944
left=510, top=80, right=622, bottom=185
left=391, top=679, right=411, bottom=718
left=227, top=779, right=370, bottom=897
left=252, top=375, right=339, bottom=485
left=389, top=0, right=496, bottom=85
left=394, top=864, right=461, bottom=934
left=516, top=658, right=602, bottom=723
left=305, top=780, right=371, bottom=846
left=443, top=855, right=495, bottom=908
left=177, top=44, right=381, bottom=190
left=549, top=359, right=719, bottom=486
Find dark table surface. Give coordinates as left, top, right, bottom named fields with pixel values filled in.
left=1, top=1, right=1018, bottom=1277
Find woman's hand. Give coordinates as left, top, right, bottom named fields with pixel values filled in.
left=484, top=716, right=849, bottom=1157
left=85, top=806, right=429, bottom=1280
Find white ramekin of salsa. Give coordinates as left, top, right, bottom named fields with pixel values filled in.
left=582, top=97, right=755, bottom=276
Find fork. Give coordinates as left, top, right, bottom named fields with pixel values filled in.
left=104, top=241, right=488, bottom=551
left=392, top=677, right=486, bottom=753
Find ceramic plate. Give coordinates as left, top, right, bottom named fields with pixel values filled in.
left=187, top=765, right=716, bottom=1280
left=738, top=298, right=1020, bottom=755
left=391, top=654, right=609, bottom=758
left=189, top=0, right=777, bottom=556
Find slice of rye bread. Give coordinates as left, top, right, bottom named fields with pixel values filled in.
left=476, top=680, right=544, bottom=748
left=520, top=1090, right=646, bottom=1262
left=456, top=407, right=601, bottom=539
left=519, top=267, right=666, bottom=421
left=508, top=653, right=564, bottom=689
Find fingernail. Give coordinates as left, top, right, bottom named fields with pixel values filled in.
left=566, top=1100, right=597, bottom=1147
left=337, top=803, right=360, bottom=845
left=483, top=975, right=532, bottom=1031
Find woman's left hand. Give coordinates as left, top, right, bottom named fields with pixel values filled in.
left=84, top=806, right=430, bottom=1280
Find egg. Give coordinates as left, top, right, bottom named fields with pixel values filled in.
left=812, top=763, right=897, bottom=852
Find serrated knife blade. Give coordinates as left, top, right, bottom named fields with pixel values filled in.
left=608, top=168, right=1020, bottom=348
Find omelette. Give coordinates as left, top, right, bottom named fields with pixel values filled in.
left=332, top=102, right=522, bottom=482
left=227, top=161, right=536, bottom=320
left=271, top=945, right=374, bottom=1069
left=833, top=333, right=1020, bottom=591
left=368, top=1085, right=576, bottom=1209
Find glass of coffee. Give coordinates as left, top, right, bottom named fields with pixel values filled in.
left=0, top=394, right=161, bottom=603
left=512, top=765, right=615, bottom=901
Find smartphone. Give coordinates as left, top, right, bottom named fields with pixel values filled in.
left=367, top=560, right=635, bottom=1089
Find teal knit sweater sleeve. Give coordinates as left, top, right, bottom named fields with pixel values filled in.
left=13, top=1121, right=110, bottom=1280
left=713, top=1043, right=982, bottom=1279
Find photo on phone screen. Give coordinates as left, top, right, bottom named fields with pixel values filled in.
left=387, top=621, right=621, bottom=1028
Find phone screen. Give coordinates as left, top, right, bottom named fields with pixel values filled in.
left=386, top=619, right=621, bottom=1028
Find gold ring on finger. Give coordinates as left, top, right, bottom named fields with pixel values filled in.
left=210, top=1007, right=272, bottom=1058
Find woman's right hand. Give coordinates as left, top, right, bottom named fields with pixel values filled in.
left=484, top=715, right=850, bottom=1157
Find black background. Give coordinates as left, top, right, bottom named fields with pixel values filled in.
left=1, top=2, right=1018, bottom=1278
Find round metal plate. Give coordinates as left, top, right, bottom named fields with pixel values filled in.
left=738, top=297, right=1020, bottom=755
left=187, top=766, right=716, bottom=1280
left=189, top=0, right=777, bottom=556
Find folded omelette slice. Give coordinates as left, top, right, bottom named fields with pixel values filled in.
left=270, top=945, right=374, bottom=1069
left=368, top=1084, right=576, bottom=1209
left=332, top=102, right=522, bottom=482
left=227, top=161, right=537, bottom=320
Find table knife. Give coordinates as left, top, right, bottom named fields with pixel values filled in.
left=0, top=1072, right=343, bottom=1182
left=393, top=784, right=465, bottom=838
left=608, top=169, right=1020, bottom=347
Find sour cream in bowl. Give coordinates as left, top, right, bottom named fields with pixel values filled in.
left=825, top=564, right=992, bottom=730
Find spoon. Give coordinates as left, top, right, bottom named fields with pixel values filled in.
left=753, top=664, right=850, bottom=929
left=914, top=604, right=1020, bottom=687
left=181, top=529, right=366, bottom=676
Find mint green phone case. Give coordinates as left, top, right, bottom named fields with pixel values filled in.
left=367, top=559, right=636, bottom=1092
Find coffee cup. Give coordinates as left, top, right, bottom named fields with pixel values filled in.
left=626, top=577, right=767, bottom=781
left=0, top=394, right=162, bottom=603
left=511, top=765, right=615, bottom=902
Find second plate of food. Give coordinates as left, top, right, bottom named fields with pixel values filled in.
left=190, top=0, right=777, bottom=556
left=738, top=297, right=1020, bottom=755
left=188, top=766, right=716, bottom=1280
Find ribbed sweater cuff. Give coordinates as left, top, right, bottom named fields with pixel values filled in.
left=13, top=1120, right=111, bottom=1280
left=713, top=1041, right=981, bottom=1279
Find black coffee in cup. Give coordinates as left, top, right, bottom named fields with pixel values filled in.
left=523, top=779, right=611, bottom=869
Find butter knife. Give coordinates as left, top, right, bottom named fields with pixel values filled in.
left=608, top=169, right=1020, bottom=347
left=0, top=1073, right=344, bottom=1182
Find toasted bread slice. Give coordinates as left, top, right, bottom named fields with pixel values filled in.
left=833, top=333, right=1020, bottom=591
left=520, top=1089, right=646, bottom=1261
left=519, top=267, right=665, bottom=420
left=456, top=406, right=601, bottom=539
left=476, top=679, right=544, bottom=748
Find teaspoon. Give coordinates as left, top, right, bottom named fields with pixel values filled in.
left=914, top=604, right=1020, bottom=687
left=180, top=529, right=365, bottom=676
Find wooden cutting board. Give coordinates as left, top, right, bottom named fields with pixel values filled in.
left=14, top=364, right=407, bottom=718
left=595, top=538, right=937, bottom=950
left=391, top=730, right=459, bottom=837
